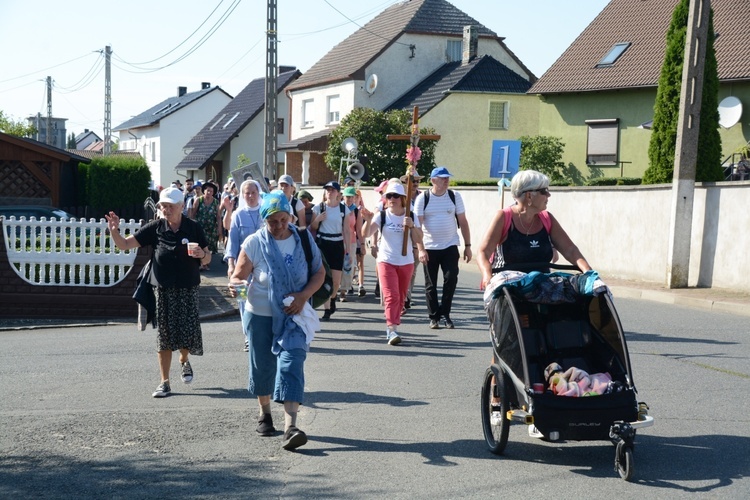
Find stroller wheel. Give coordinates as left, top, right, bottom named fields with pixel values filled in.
left=481, top=366, right=510, bottom=455
left=615, top=445, right=634, bottom=481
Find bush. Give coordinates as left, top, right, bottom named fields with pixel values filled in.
left=585, top=177, right=642, bottom=186
left=79, top=156, right=151, bottom=208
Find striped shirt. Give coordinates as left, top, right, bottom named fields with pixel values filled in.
left=414, top=189, right=465, bottom=250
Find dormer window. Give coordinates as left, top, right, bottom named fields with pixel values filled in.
left=596, top=42, right=631, bottom=67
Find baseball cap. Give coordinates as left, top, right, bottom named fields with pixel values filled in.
left=158, top=187, right=184, bottom=205
left=384, top=183, right=406, bottom=197
left=343, top=176, right=355, bottom=185
left=342, top=186, right=357, bottom=197
left=323, top=181, right=341, bottom=191
left=374, top=180, right=390, bottom=194
left=430, top=166, right=453, bottom=178
left=278, top=174, right=295, bottom=187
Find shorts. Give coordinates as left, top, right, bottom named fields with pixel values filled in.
left=317, top=238, right=345, bottom=271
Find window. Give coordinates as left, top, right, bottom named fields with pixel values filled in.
left=446, top=40, right=462, bottom=62
left=302, top=99, right=314, bottom=128
left=222, top=112, right=240, bottom=129
left=276, top=118, right=284, bottom=134
left=586, top=119, right=619, bottom=165
left=597, top=42, right=631, bottom=67
left=488, top=101, right=509, bottom=130
left=327, top=95, right=340, bottom=124
left=209, top=114, right=226, bottom=130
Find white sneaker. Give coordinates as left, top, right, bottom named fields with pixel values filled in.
left=528, top=425, right=544, bottom=439
left=386, top=328, right=401, bottom=345
left=137, top=304, right=146, bottom=331
left=490, top=411, right=503, bottom=426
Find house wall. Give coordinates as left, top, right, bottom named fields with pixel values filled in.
left=159, top=91, right=232, bottom=187
left=421, top=92, right=540, bottom=180
left=284, top=152, right=335, bottom=186
left=289, top=82, right=356, bottom=141
left=537, top=83, right=750, bottom=181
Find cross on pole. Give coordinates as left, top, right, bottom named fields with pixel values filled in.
left=387, top=106, right=440, bottom=255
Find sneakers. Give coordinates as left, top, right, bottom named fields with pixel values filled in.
left=358, top=287, right=366, bottom=297
left=282, top=426, right=308, bottom=450
left=321, top=309, right=332, bottom=321
left=152, top=381, right=171, bottom=398
left=386, top=329, right=401, bottom=346
left=256, top=413, right=276, bottom=436
left=180, top=360, right=193, bottom=384
left=443, top=316, right=455, bottom=329
left=339, top=295, right=348, bottom=302
left=429, top=319, right=440, bottom=329
left=490, top=404, right=502, bottom=426
left=244, top=339, right=249, bottom=352
left=528, top=425, right=544, bottom=439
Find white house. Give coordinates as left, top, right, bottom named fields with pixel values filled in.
left=280, top=0, right=535, bottom=185
left=113, top=83, right=232, bottom=188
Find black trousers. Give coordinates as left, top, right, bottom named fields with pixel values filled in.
left=423, top=245, right=459, bottom=320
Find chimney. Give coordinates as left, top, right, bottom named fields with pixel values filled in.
left=462, top=25, right=478, bottom=65
left=178, top=86, right=187, bottom=97
left=201, top=82, right=210, bottom=90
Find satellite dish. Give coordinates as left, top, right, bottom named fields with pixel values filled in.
left=365, top=74, right=378, bottom=95
left=718, top=96, right=742, bottom=128
left=341, top=137, right=358, bottom=154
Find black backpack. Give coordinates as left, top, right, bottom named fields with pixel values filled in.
left=297, top=228, right=334, bottom=309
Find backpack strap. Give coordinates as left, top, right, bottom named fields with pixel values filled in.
left=297, top=227, right=312, bottom=266
left=500, top=207, right=552, bottom=242
left=422, top=189, right=459, bottom=227
left=423, top=190, right=431, bottom=209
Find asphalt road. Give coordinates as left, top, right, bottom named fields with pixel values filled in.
left=1, top=264, right=749, bottom=499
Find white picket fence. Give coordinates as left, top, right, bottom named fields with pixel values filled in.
left=1, top=216, right=141, bottom=287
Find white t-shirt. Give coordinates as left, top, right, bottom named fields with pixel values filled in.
left=241, top=232, right=296, bottom=316
left=414, top=189, right=464, bottom=250
left=312, top=202, right=350, bottom=241
left=374, top=209, right=421, bottom=267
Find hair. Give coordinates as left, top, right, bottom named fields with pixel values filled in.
left=511, top=170, right=549, bottom=199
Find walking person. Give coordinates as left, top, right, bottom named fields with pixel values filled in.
left=189, top=180, right=222, bottom=270
left=339, top=186, right=362, bottom=301
left=361, top=183, right=423, bottom=345
left=223, top=180, right=264, bottom=351
left=414, top=167, right=472, bottom=329
left=229, top=191, right=325, bottom=450
left=310, top=181, right=350, bottom=320
left=105, top=187, right=212, bottom=398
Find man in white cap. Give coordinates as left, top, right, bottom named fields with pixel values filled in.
left=278, top=174, right=306, bottom=229
left=414, top=167, right=472, bottom=330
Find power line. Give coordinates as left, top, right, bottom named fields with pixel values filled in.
left=54, top=51, right=105, bottom=94
left=0, top=52, right=98, bottom=84
left=322, top=0, right=410, bottom=47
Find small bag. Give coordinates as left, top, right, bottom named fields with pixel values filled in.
left=297, top=228, right=333, bottom=309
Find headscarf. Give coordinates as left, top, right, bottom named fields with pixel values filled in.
left=259, top=189, right=291, bottom=220
left=237, top=179, right=262, bottom=210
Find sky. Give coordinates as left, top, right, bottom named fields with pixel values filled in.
left=0, top=0, right=610, bottom=139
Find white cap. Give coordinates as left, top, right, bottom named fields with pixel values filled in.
left=384, top=183, right=405, bottom=196
left=278, top=174, right=295, bottom=187
left=159, top=187, right=184, bottom=205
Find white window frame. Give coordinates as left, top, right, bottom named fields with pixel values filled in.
left=327, top=95, right=340, bottom=125
left=302, top=99, right=314, bottom=128
left=488, top=101, right=509, bottom=130
left=586, top=119, right=619, bottom=165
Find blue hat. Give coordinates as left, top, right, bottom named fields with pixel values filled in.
left=259, top=190, right=291, bottom=220
left=430, top=167, right=453, bottom=178
left=324, top=181, right=341, bottom=191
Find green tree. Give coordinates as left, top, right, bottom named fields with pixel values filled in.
left=0, top=110, right=37, bottom=137
left=67, top=132, right=76, bottom=149
left=326, top=108, right=437, bottom=185
left=518, top=135, right=583, bottom=185
left=644, top=0, right=723, bottom=184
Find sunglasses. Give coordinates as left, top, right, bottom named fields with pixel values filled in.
left=385, top=193, right=402, bottom=199
left=526, top=188, right=550, bottom=196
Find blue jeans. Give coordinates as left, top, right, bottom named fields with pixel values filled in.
left=243, top=311, right=306, bottom=404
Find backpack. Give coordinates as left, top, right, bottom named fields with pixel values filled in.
left=422, top=189, right=459, bottom=227
left=297, top=227, right=334, bottom=309
left=316, top=202, right=347, bottom=241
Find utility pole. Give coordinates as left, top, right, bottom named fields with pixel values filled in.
left=263, top=0, right=278, bottom=181
left=46, top=76, right=52, bottom=145
left=667, top=0, right=711, bottom=288
left=104, top=45, right=112, bottom=156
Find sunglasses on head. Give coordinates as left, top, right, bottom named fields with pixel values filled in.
left=385, top=193, right=401, bottom=199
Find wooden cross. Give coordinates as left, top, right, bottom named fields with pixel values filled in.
left=386, top=106, right=440, bottom=254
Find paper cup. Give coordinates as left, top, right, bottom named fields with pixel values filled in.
left=187, top=242, right=200, bottom=256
